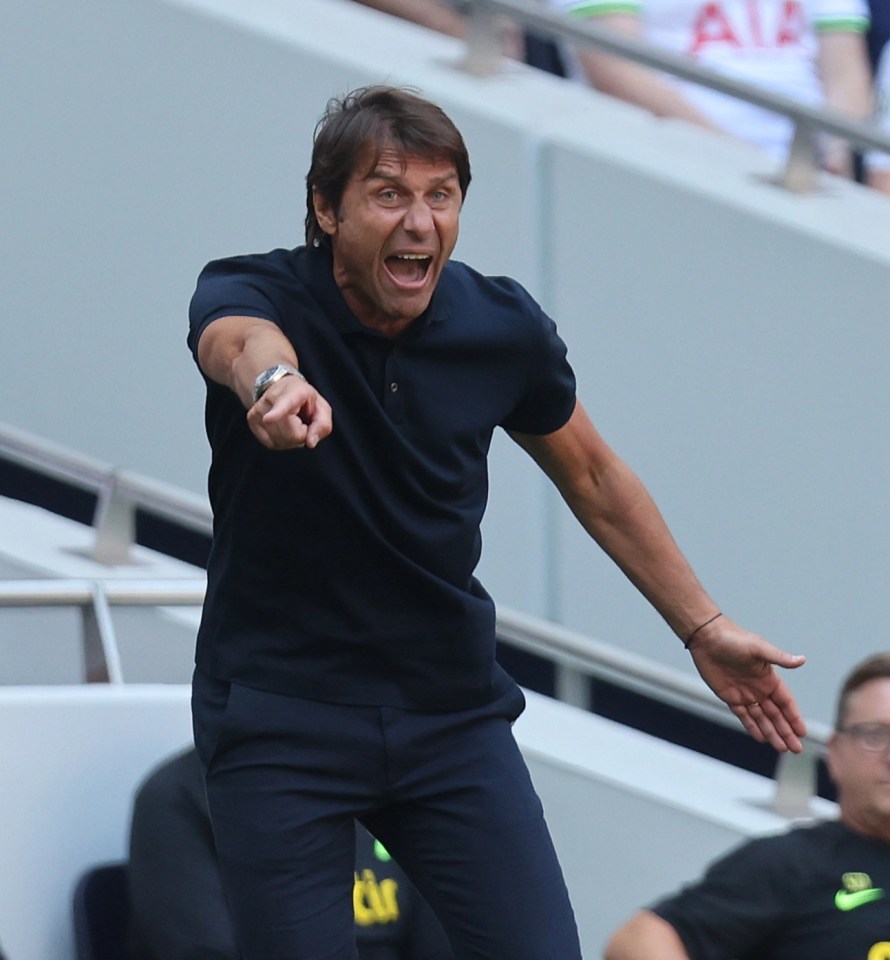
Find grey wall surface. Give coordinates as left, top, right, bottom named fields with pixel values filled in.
left=545, top=127, right=890, bottom=724
left=5, top=0, right=890, bottom=728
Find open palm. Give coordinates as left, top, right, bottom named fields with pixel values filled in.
left=688, top=616, right=807, bottom=753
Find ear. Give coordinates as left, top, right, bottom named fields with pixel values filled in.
left=826, top=732, right=841, bottom=785
left=312, top=188, right=338, bottom=238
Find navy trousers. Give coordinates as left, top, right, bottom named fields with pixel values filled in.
left=192, top=669, right=583, bottom=960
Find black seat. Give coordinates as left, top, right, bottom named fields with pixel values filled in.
left=72, top=862, right=131, bottom=960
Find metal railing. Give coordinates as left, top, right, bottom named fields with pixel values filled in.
left=462, top=0, right=890, bottom=193
left=0, top=421, right=831, bottom=816
left=0, top=422, right=211, bottom=565
left=0, top=579, right=205, bottom=684
left=0, top=573, right=831, bottom=818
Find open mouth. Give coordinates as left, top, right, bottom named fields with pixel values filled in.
left=384, top=253, right=432, bottom=287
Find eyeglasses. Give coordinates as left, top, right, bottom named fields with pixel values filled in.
left=838, top=723, right=890, bottom=752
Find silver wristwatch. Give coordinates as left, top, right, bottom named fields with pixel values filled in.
left=252, top=363, right=304, bottom=403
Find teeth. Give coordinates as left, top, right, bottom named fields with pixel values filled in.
left=395, top=254, right=430, bottom=260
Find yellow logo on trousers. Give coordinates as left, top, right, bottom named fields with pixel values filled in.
left=353, top=869, right=401, bottom=926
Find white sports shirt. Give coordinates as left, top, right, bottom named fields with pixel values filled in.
left=552, top=0, right=869, bottom=158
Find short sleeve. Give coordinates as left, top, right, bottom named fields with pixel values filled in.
left=499, top=296, right=576, bottom=436
left=651, top=835, right=789, bottom=960
left=187, top=255, right=283, bottom=359
left=812, top=0, right=869, bottom=32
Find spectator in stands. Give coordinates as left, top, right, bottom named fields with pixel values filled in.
left=353, top=0, right=474, bottom=43
left=352, top=0, right=567, bottom=74
left=187, top=84, right=807, bottom=960
left=865, top=0, right=890, bottom=192
left=604, top=651, right=890, bottom=960
left=552, top=0, right=874, bottom=176
left=353, top=0, right=524, bottom=58
left=128, top=747, right=455, bottom=960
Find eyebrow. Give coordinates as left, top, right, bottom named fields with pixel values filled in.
left=365, top=168, right=459, bottom=188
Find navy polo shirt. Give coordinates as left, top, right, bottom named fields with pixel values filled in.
left=188, top=245, right=576, bottom=710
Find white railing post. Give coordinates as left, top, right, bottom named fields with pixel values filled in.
left=460, top=2, right=502, bottom=77
left=771, top=747, right=821, bottom=819
left=91, top=471, right=137, bottom=565
left=80, top=582, right=124, bottom=683
left=555, top=664, right=591, bottom=710
left=780, top=121, right=821, bottom=194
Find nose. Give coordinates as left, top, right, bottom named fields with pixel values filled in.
left=402, top=198, right=434, bottom=236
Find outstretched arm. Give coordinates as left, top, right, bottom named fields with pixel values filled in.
left=197, top=314, right=333, bottom=450
left=867, top=47, right=890, bottom=193
left=572, top=12, right=727, bottom=133
left=511, top=400, right=806, bottom=752
left=817, top=29, right=873, bottom=177
left=352, top=0, right=467, bottom=38
left=351, top=0, right=524, bottom=57
left=604, top=911, right=690, bottom=960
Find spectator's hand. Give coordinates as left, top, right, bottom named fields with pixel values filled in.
left=687, top=617, right=807, bottom=752
left=247, top=374, right=333, bottom=450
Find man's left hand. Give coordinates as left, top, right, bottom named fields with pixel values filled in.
left=688, top=617, right=807, bottom=753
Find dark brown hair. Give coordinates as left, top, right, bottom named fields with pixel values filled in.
left=304, top=85, right=472, bottom=249
left=835, top=652, right=890, bottom=728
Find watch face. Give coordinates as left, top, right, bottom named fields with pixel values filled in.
left=254, top=366, right=278, bottom=401
left=254, top=364, right=295, bottom=402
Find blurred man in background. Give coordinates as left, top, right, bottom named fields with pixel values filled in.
left=605, top=652, right=890, bottom=960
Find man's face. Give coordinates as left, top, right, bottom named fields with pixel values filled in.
left=313, top=147, right=461, bottom=336
left=828, top=678, right=890, bottom=841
